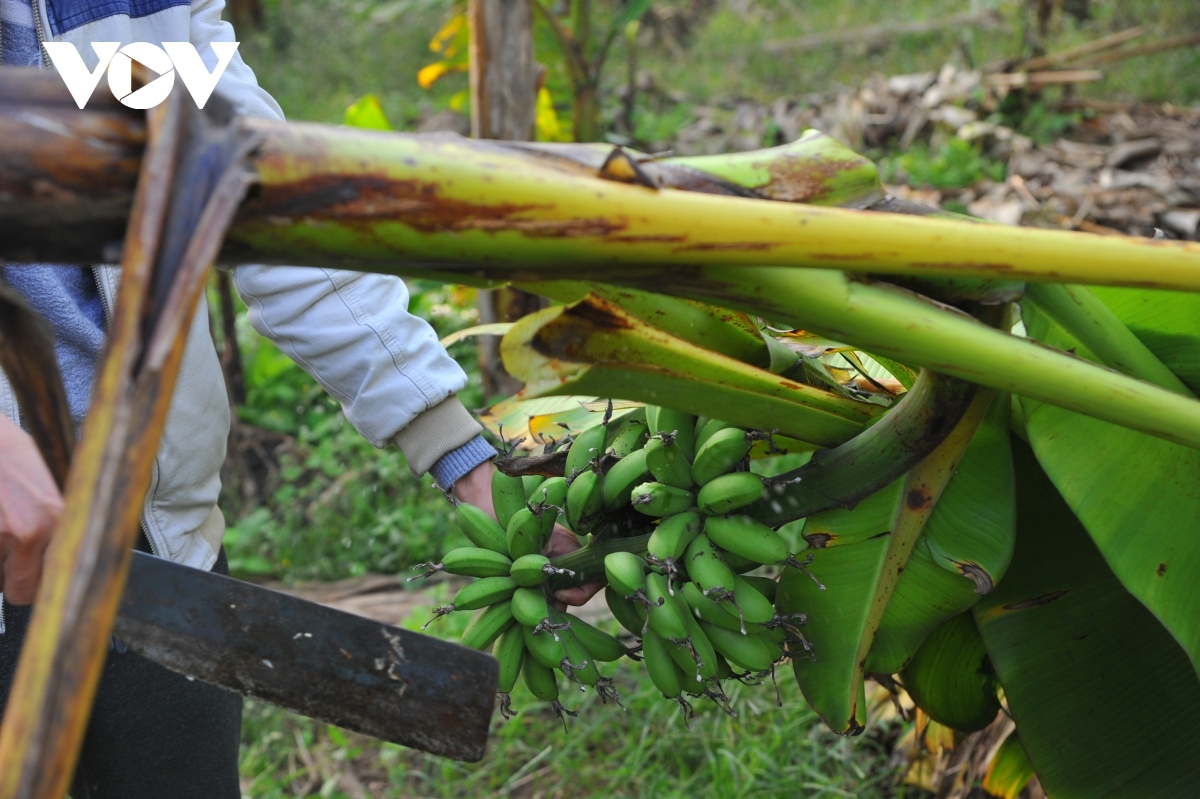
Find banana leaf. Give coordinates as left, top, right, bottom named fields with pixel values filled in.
left=1089, top=287, right=1200, bottom=394
left=800, top=480, right=903, bottom=549
left=865, top=537, right=980, bottom=675
left=523, top=281, right=772, bottom=367
left=1022, top=300, right=1200, bottom=674
left=501, top=296, right=880, bottom=448
left=983, top=732, right=1036, bottom=799
left=777, top=390, right=994, bottom=731
left=865, top=391, right=1013, bottom=674
left=922, top=391, right=1015, bottom=593
left=973, top=442, right=1200, bottom=797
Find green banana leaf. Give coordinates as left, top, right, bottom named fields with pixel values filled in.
left=524, top=281, right=773, bottom=367
left=800, top=480, right=903, bottom=549
left=922, top=391, right=1015, bottom=594
left=777, top=534, right=887, bottom=732
left=1022, top=301, right=1200, bottom=674
left=501, top=296, right=880, bottom=448
left=1090, top=286, right=1200, bottom=393
left=865, top=537, right=979, bottom=675
left=973, top=442, right=1200, bottom=798
left=983, top=732, right=1036, bottom=799
left=777, top=391, right=994, bottom=731
left=862, top=391, right=1014, bottom=674
left=900, top=612, right=1000, bottom=732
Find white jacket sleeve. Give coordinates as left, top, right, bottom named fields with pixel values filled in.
left=192, top=0, right=484, bottom=470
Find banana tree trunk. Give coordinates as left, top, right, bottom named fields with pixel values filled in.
left=4, top=67, right=1200, bottom=292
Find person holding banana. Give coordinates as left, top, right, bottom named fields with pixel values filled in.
left=0, top=0, right=598, bottom=794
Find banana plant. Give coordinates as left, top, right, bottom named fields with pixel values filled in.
left=8, top=68, right=1200, bottom=795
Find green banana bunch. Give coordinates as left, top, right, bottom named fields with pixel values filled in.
left=433, top=402, right=806, bottom=723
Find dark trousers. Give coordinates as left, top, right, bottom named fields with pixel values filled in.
left=0, top=540, right=242, bottom=799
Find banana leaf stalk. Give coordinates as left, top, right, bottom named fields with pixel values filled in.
left=1022, top=282, right=1193, bottom=396
left=576, top=266, right=1200, bottom=452
left=5, top=68, right=1200, bottom=292
left=501, top=295, right=880, bottom=448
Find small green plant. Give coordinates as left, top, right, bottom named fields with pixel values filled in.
left=879, top=138, right=1006, bottom=189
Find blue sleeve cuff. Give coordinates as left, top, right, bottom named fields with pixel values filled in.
left=429, top=435, right=499, bottom=490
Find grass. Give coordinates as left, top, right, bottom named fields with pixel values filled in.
left=240, top=599, right=913, bottom=799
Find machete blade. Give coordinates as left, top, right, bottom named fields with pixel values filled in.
left=114, top=551, right=498, bottom=762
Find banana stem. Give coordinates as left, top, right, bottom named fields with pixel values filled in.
left=1022, top=283, right=1193, bottom=397
left=746, top=369, right=977, bottom=526
left=598, top=266, right=1200, bottom=452
left=547, top=534, right=650, bottom=590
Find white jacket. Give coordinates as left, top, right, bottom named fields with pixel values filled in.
left=0, top=0, right=483, bottom=571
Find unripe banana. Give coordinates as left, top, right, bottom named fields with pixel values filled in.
left=460, top=600, right=515, bottom=650
left=457, top=503, right=509, bottom=555
left=695, top=418, right=733, bottom=453
left=697, top=471, right=765, bottom=515
left=645, top=572, right=689, bottom=641
left=523, top=623, right=567, bottom=669
left=566, top=614, right=628, bottom=662
left=693, top=415, right=710, bottom=444
left=492, top=470, right=527, bottom=530
left=644, top=405, right=662, bottom=437
left=631, top=482, right=695, bottom=517
left=722, top=548, right=761, bottom=574
left=531, top=476, right=568, bottom=536
left=666, top=610, right=718, bottom=683
left=681, top=581, right=765, bottom=635
left=704, top=514, right=789, bottom=565
left=691, top=427, right=751, bottom=486
left=732, top=574, right=775, bottom=625
left=683, top=534, right=736, bottom=597
left=522, top=657, right=560, bottom=702
left=510, top=554, right=553, bottom=586
left=684, top=610, right=719, bottom=680
left=451, top=576, right=519, bottom=612
left=506, top=507, right=545, bottom=559
left=566, top=422, right=608, bottom=479
left=437, top=547, right=513, bottom=578
left=697, top=619, right=780, bottom=672
left=511, top=586, right=552, bottom=627
left=553, top=614, right=601, bottom=686
left=644, top=436, right=695, bottom=490
left=522, top=474, right=546, bottom=499
left=565, top=469, right=604, bottom=532
left=606, top=585, right=647, bottom=636
left=649, top=408, right=697, bottom=460
left=741, top=575, right=779, bottom=604
left=606, top=412, right=648, bottom=458
left=604, top=552, right=648, bottom=597
left=714, top=652, right=734, bottom=680
left=493, top=624, right=527, bottom=693
left=647, top=510, right=703, bottom=562
left=641, top=628, right=683, bottom=699
left=602, top=448, right=650, bottom=510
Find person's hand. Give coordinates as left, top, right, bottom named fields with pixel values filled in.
left=0, top=414, right=63, bottom=605
left=542, top=526, right=604, bottom=608
left=450, top=459, right=497, bottom=519
left=452, top=460, right=602, bottom=607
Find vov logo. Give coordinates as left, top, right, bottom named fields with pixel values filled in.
left=44, top=42, right=239, bottom=110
